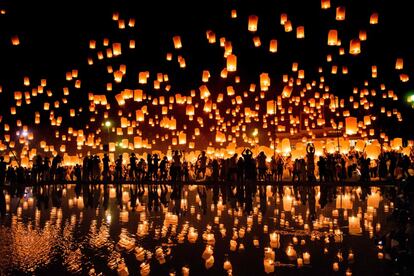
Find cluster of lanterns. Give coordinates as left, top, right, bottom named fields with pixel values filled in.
left=3, top=184, right=392, bottom=274
left=1, top=0, right=412, bottom=165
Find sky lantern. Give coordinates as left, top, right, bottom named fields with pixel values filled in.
left=349, top=39, right=361, bottom=55
left=359, top=30, right=367, bottom=41
left=400, top=74, right=409, bottom=82
left=226, top=54, right=237, bottom=72
left=128, top=18, right=136, bottom=27
left=113, top=42, right=122, bottom=56
left=253, top=36, right=261, bottom=47
left=296, top=26, right=305, bottom=39
left=269, top=39, right=278, bottom=53
left=173, top=36, right=182, bottom=49
left=260, top=73, right=270, bottom=91
left=336, top=6, right=346, bottom=21
left=321, top=0, right=330, bottom=9
left=114, top=70, right=123, bottom=83
left=231, top=9, right=237, bottom=18
left=284, top=20, right=292, bottom=32
left=395, top=58, right=403, bottom=70
left=345, top=117, right=358, bottom=135
left=248, top=15, right=258, bottom=32
left=280, top=13, right=288, bottom=25
left=370, top=12, right=379, bottom=24
left=179, top=132, right=187, bottom=145
left=11, top=35, right=20, bottom=46
left=327, top=30, right=338, bottom=46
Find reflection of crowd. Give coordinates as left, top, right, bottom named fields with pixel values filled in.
left=0, top=147, right=413, bottom=186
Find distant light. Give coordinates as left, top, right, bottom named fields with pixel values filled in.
left=22, top=131, right=28, bottom=137
left=105, top=121, right=111, bottom=127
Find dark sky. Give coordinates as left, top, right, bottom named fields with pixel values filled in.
left=0, top=0, right=413, bottom=152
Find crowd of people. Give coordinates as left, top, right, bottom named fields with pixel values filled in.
left=0, top=147, right=413, bottom=186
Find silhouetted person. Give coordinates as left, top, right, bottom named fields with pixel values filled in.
left=102, top=154, right=110, bottom=182
left=0, top=156, right=11, bottom=186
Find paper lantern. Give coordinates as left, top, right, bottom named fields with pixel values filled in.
left=248, top=15, right=258, bottom=32
left=391, top=138, right=402, bottom=150
left=113, top=43, right=122, bottom=56
left=260, top=73, right=270, bottom=91
left=231, top=9, right=237, bottom=18
left=327, top=30, right=338, bottom=46
left=296, top=26, right=305, bottom=39
left=269, top=39, right=278, bottom=53
left=173, top=36, right=182, bottom=49
left=321, top=0, right=330, bottom=9
left=253, top=36, right=261, bottom=47
left=345, top=117, right=358, bottom=135
left=400, top=74, right=409, bottom=82
left=179, top=132, right=187, bottom=145
left=336, top=6, right=346, bottom=20
left=226, top=54, right=237, bottom=72
left=354, top=140, right=365, bottom=152
left=280, top=13, right=288, bottom=25
left=284, top=20, right=292, bottom=32
left=395, top=58, right=403, bottom=70
left=349, top=39, right=361, bottom=55
left=370, top=12, right=379, bottom=24
left=11, top=35, right=20, bottom=46
left=267, top=100, right=276, bottom=115
left=281, top=138, right=291, bottom=155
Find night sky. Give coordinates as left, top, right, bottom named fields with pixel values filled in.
left=0, top=0, right=413, bottom=154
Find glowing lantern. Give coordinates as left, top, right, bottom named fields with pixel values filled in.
left=113, top=43, right=122, bottom=56
left=354, top=140, right=365, bottom=152
left=260, top=73, right=270, bottom=91
left=114, top=70, right=123, bottom=83
left=267, top=100, right=276, bottom=115
left=227, top=54, right=237, bottom=72
left=173, top=36, right=182, bottom=49
left=391, top=138, right=402, bottom=150
left=370, top=12, right=379, bottom=24
left=282, top=86, right=292, bottom=98
left=253, top=36, right=261, bottom=47
left=336, top=6, right=346, bottom=20
left=328, top=30, right=338, bottom=46
left=345, top=117, right=358, bottom=135
left=231, top=9, right=237, bottom=18
left=284, top=20, right=292, bottom=32
left=321, top=0, right=330, bottom=9
left=349, top=39, right=361, bottom=55
left=179, top=132, right=187, bottom=145
left=248, top=15, right=258, bottom=32
left=296, top=26, right=305, bottom=39
left=11, top=35, right=20, bottom=46
left=395, top=58, right=403, bottom=70
left=400, top=74, right=409, bottom=82
left=269, top=39, right=278, bottom=53
left=281, top=138, right=291, bottom=155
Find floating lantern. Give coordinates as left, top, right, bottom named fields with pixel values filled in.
left=336, top=6, right=346, bottom=21
left=349, top=39, right=361, bottom=55
left=328, top=30, right=338, bottom=46
left=173, top=36, right=182, bottom=49
left=226, top=54, right=237, bottom=72
left=248, top=15, right=258, bottom=32
left=345, top=117, right=358, bottom=135
left=269, top=39, right=278, bottom=53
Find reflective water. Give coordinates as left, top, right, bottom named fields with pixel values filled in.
left=0, top=183, right=396, bottom=275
